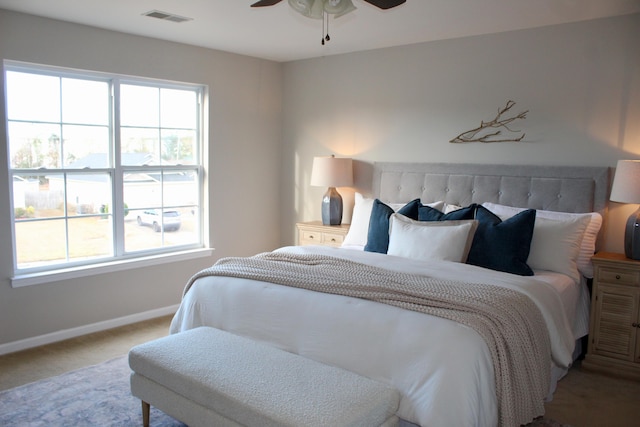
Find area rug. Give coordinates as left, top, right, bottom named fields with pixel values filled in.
left=0, top=356, right=184, bottom=427
left=0, top=355, right=571, bottom=426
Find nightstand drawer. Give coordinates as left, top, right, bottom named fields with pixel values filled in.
left=322, top=232, right=345, bottom=246
left=300, top=230, right=322, bottom=245
left=599, top=267, right=640, bottom=286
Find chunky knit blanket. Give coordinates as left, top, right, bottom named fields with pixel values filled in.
left=183, top=252, right=551, bottom=427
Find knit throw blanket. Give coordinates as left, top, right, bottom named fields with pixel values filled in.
left=183, top=252, right=551, bottom=427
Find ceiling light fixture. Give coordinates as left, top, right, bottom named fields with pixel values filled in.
left=251, top=0, right=406, bottom=45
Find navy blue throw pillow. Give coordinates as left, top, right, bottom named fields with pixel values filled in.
left=466, top=205, right=536, bottom=276
left=364, top=199, right=421, bottom=254
left=418, top=204, right=477, bottom=221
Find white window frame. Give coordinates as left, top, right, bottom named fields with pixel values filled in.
left=4, top=61, right=212, bottom=287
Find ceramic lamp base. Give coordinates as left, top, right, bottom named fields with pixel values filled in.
left=321, top=187, right=343, bottom=225
left=624, top=206, right=640, bottom=260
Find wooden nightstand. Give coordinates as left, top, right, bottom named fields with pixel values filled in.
left=583, top=252, right=640, bottom=380
left=296, top=221, right=350, bottom=248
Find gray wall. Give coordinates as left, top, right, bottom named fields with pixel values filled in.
left=281, top=13, right=640, bottom=253
left=0, top=10, right=283, bottom=347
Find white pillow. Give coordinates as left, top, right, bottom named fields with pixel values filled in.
left=482, top=202, right=600, bottom=279
left=342, top=194, right=444, bottom=248
left=527, top=216, right=589, bottom=282
left=342, top=193, right=375, bottom=248
left=387, top=214, right=479, bottom=263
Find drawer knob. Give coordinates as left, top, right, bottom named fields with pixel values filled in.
left=634, top=323, right=640, bottom=328
left=615, top=274, right=621, bottom=280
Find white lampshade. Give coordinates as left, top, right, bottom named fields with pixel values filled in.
left=610, top=160, right=640, bottom=203
left=310, top=155, right=353, bottom=188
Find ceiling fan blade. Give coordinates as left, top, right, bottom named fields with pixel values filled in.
left=363, top=0, right=406, bottom=9
left=251, top=0, right=283, bottom=7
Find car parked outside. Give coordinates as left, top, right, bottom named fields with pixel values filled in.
left=137, top=209, right=181, bottom=232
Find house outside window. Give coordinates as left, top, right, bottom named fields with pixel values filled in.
left=4, top=61, right=206, bottom=284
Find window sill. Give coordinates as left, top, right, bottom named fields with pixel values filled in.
left=11, top=248, right=215, bottom=288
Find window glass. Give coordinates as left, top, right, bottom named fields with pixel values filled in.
left=8, top=122, right=63, bottom=169
left=6, top=71, right=60, bottom=122
left=61, top=78, right=109, bottom=125
left=67, top=215, right=113, bottom=260
left=123, top=169, right=199, bottom=252
left=13, top=172, right=66, bottom=220
left=62, top=125, right=110, bottom=168
left=121, top=85, right=198, bottom=166
left=120, top=84, right=159, bottom=127
left=161, top=88, right=197, bottom=129
left=120, top=128, right=160, bottom=165
left=15, top=218, right=67, bottom=268
left=161, top=129, right=197, bottom=165
left=122, top=171, right=163, bottom=210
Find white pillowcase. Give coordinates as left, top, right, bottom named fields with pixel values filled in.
left=341, top=193, right=444, bottom=248
left=527, top=216, right=589, bottom=282
left=387, top=214, right=479, bottom=263
left=342, top=193, right=375, bottom=248
left=482, top=202, right=601, bottom=280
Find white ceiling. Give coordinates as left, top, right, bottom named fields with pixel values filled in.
left=1, top=0, right=639, bottom=62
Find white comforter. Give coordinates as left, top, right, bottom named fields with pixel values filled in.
left=170, top=245, right=577, bottom=427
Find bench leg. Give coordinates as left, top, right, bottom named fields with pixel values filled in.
left=141, top=400, right=150, bottom=427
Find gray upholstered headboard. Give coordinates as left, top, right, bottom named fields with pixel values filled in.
left=372, top=162, right=611, bottom=248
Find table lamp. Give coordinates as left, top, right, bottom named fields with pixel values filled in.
left=310, top=155, right=353, bottom=225
left=610, top=159, right=640, bottom=260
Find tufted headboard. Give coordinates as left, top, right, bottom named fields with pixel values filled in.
left=372, top=162, right=612, bottom=248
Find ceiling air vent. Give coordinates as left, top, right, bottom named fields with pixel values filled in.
left=143, top=10, right=193, bottom=23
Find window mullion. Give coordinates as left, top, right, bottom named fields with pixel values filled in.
left=112, top=80, right=125, bottom=257
left=63, top=173, right=71, bottom=262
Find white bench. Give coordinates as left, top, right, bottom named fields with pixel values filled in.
left=128, top=327, right=400, bottom=427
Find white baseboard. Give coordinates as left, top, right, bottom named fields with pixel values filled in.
left=0, top=305, right=180, bottom=356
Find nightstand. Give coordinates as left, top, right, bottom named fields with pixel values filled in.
left=296, top=221, right=350, bottom=248
left=583, top=252, right=640, bottom=380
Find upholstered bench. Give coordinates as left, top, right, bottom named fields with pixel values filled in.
left=128, top=326, right=400, bottom=427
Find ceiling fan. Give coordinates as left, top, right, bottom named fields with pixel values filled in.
left=250, top=0, right=406, bottom=9
left=252, top=0, right=406, bottom=45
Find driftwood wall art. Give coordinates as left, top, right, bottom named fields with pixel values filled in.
left=450, top=100, right=528, bottom=143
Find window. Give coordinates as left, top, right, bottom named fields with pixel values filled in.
left=5, top=62, right=206, bottom=283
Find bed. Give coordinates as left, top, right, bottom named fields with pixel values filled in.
left=170, top=162, right=611, bottom=427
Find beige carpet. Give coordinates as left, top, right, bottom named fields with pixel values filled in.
left=1, top=316, right=639, bottom=426
left=544, top=359, right=640, bottom=426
